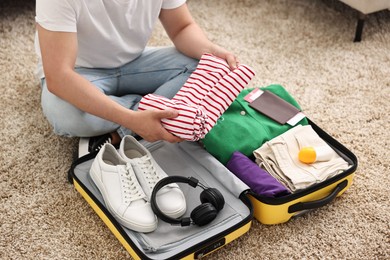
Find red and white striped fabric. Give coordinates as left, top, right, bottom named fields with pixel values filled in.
left=138, top=53, right=255, bottom=141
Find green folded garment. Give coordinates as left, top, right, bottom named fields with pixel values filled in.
left=201, top=84, right=308, bottom=165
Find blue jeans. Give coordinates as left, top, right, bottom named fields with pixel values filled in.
left=40, top=47, right=198, bottom=137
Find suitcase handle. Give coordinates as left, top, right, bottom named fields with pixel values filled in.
left=288, top=180, right=348, bottom=213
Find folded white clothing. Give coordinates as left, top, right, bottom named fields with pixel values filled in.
left=253, top=125, right=350, bottom=192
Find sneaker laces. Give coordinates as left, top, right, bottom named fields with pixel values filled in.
left=120, top=163, right=146, bottom=204
left=135, top=156, right=163, bottom=191
left=94, top=137, right=111, bottom=151
left=90, top=134, right=112, bottom=152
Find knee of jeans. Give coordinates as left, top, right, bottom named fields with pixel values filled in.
left=42, top=97, right=114, bottom=137
left=41, top=80, right=116, bottom=137
left=49, top=110, right=116, bottom=137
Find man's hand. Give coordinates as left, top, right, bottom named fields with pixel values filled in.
left=129, top=109, right=183, bottom=143
left=209, top=45, right=239, bottom=70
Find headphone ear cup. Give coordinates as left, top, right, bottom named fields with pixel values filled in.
left=190, top=203, right=218, bottom=226
left=200, top=188, right=225, bottom=212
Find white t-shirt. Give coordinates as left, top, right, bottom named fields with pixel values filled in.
left=34, top=0, right=186, bottom=79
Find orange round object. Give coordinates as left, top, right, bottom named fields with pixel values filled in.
left=298, top=147, right=317, bottom=164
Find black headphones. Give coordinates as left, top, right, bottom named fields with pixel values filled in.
left=151, top=176, right=225, bottom=227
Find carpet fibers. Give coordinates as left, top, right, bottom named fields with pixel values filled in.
left=1, top=0, right=389, bottom=259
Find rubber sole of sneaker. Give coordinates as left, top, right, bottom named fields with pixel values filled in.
left=78, top=138, right=90, bottom=158
left=89, top=168, right=157, bottom=233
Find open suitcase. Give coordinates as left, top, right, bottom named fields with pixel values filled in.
left=68, top=140, right=254, bottom=260
left=68, top=86, right=358, bottom=259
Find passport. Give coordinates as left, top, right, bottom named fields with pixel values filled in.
left=246, top=88, right=304, bottom=125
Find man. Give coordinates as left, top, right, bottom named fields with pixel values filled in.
left=35, top=0, right=239, bottom=155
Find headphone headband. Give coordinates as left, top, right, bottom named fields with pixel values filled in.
left=153, top=176, right=199, bottom=190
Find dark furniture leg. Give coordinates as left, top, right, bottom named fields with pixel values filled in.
left=354, top=12, right=366, bottom=42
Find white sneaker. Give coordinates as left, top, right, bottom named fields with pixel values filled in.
left=119, top=136, right=187, bottom=219
left=89, top=143, right=157, bottom=233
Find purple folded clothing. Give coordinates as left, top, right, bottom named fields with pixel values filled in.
left=226, top=151, right=290, bottom=197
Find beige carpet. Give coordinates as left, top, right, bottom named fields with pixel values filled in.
left=1, top=0, right=389, bottom=259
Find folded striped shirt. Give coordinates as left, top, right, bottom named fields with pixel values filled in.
left=138, top=53, right=256, bottom=141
